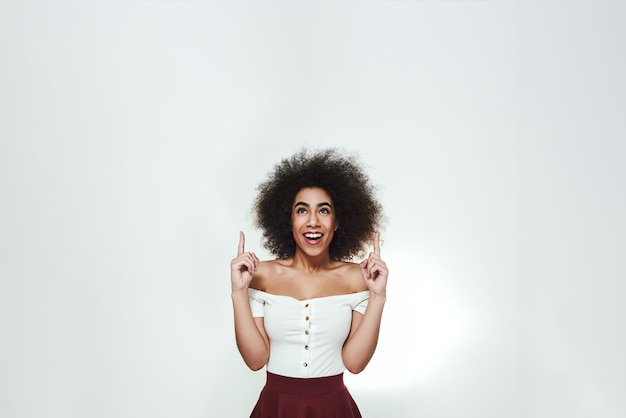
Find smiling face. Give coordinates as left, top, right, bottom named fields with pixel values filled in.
left=291, top=187, right=338, bottom=258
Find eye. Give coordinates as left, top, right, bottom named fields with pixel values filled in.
left=296, top=207, right=307, bottom=214
left=319, top=207, right=330, bottom=214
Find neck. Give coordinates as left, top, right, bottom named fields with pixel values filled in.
left=292, top=250, right=334, bottom=273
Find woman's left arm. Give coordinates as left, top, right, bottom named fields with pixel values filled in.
left=342, top=232, right=388, bottom=374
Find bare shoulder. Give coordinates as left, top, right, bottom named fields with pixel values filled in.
left=332, top=260, right=368, bottom=293
left=249, top=259, right=289, bottom=291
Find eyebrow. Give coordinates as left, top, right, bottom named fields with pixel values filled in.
left=294, top=201, right=333, bottom=208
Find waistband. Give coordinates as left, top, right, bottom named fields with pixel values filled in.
left=264, top=372, right=346, bottom=395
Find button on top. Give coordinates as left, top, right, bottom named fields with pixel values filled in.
left=305, top=303, right=309, bottom=308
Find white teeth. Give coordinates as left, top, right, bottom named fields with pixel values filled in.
left=304, top=233, right=323, bottom=239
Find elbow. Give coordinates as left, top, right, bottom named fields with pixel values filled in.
left=244, top=357, right=267, bottom=371
left=342, top=349, right=375, bottom=375
left=345, top=363, right=366, bottom=375
left=247, top=362, right=266, bottom=371
left=236, top=339, right=269, bottom=371
left=343, top=356, right=370, bottom=374
left=244, top=353, right=269, bottom=371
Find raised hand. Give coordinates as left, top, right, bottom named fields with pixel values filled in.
left=230, top=231, right=259, bottom=291
left=359, top=232, right=388, bottom=296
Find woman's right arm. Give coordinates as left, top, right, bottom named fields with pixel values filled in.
left=230, top=232, right=270, bottom=371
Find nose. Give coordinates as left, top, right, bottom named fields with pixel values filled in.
left=307, top=211, right=320, bottom=227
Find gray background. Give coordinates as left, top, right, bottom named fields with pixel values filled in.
left=1, top=1, right=624, bottom=417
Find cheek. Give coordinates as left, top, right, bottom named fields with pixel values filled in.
left=291, top=215, right=303, bottom=230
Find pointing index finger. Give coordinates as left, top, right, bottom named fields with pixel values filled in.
left=373, top=231, right=381, bottom=256
left=237, top=231, right=245, bottom=256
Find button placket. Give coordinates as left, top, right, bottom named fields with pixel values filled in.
left=302, top=300, right=312, bottom=374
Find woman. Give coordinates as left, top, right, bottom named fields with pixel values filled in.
left=230, top=148, right=388, bottom=418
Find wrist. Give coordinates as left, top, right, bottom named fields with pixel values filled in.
left=369, top=291, right=387, bottom=304
left=231, top=288, right=249, bottom=298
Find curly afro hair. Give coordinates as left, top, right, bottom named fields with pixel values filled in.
left=252, top=148, right=383, bottom=261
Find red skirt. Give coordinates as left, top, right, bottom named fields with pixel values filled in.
left=250, top=372, right=362, bottom=418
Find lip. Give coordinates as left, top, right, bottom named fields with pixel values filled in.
left=302, top=232, right=324, bottom=245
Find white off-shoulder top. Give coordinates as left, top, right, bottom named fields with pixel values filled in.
left=248, top=288, right=370, bottom=378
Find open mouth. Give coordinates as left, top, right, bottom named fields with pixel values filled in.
left=303, top=232, right=323, bottom=242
